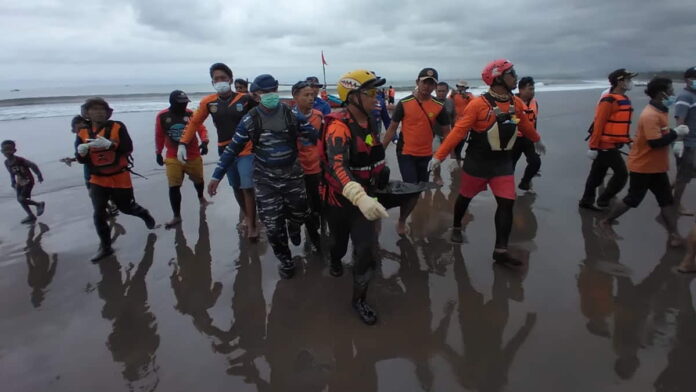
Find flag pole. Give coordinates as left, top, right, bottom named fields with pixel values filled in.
left=321, top=50, right=327, bottom=91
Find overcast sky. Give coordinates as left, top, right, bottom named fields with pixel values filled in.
left=1, top=0, right=693, bottom=88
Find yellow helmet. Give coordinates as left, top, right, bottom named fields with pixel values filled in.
left=337, top=69, right=386, bottom=102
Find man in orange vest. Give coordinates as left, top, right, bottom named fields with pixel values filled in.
left=512, top=76, right=541, bottom=191
left=580, top=69, right=636, bottom=210
left=76, top=97, right=156, bottom=261
left=451, top=80, right=475, bottom=163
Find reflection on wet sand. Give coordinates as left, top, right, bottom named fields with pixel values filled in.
left=97, top=233, right=160, bottom=392
left=169, top=210, right=223, bottom=340
left=440, top=245, right=536, bottom=391
left=24, top=222, right=57, bottom=308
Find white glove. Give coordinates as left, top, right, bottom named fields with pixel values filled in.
left=177, top=144, right=188, bottom=162
left=587, top=149, right=598, bottom=160
left=675, top=125, right=690, bottom=138
left=77, top=143, right=90, bottom=157
left=427, top=158, right=441, bottom=172
left=534, top=141, right=546, bottom=155
left=673, top=141, right=684, bottom=158
left=87, top=136, right=112, bottom=150
left=342, top=181, right=389, bottom=221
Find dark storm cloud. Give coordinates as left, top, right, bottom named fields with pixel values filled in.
left=0, top=0, right=693, bottom=86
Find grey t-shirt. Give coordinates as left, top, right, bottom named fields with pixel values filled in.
left=675, top=87, right=696, bottom=147
left=433, top=98, right=455, bottom=137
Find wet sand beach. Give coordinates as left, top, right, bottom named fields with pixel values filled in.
left=1, top=88, right=695, bottom=391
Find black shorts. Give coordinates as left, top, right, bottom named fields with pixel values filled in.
left=397, top=153, right=431, bottom=184
left=622, top=172, right=673, bottom=208
left=16, top=182, right=34, bottom=201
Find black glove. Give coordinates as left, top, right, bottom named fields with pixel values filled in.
left=200, top=141, right=209, bottom=156
left=156, top=154, right=164, bottom=166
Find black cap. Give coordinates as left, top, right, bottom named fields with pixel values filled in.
left=169, top=90, right=190, bottom=104
left=608, top=68, right=638, bottom=85
left=305, top=76, right=324, bottom=88
left=418, top=68, right=438, bottom=83
left=684, top=66, right=696, bottom=79
left=250, top=74, right=279, bottom=93
left=292, top=81, right=311, bottom=96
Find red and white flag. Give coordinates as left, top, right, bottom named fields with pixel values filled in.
left=321, top=50, right=328, bottom=66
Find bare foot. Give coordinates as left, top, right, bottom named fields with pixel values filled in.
left=247, top=224, right=260, bottom=241
left=677, top=263, right=696, bottom=273
left=433, top=175, right=444, bottom=186
left=165, top=217, right=182, bottom=230
left=669, top=234, right=685, bottom=248
left=396, top=221, right=407, bottom=236
left=199, top=197, right=213, bottom=207
left=679, top=207, right=695, bottom=216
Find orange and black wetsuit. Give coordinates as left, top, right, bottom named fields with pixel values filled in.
left=580, top=93, right=633, bottom=207
left=434, top=93, right=540, bottom=258
left=321, top=111, right=403, bottom=296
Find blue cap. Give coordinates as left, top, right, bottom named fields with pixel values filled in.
left=250, top=74, right=279, bottom=93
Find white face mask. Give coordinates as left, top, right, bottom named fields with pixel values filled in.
left=624, top=80, right=634, bottom=91
left=213, top=81, right=231, bottom=94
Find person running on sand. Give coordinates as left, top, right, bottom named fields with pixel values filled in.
left=600, top=77, right=687, bottom=247
left=672, top=66, right=696, bottom=216
left=382, top=67, right=451, bottom=235
left=2, top=140, right=45, bottom=224
left=580, top=69, right=636, bottom=211
left=208, top=74, right=318, bottom=279
left=512, top=76, right=542, bottom=191
left=178, top=63, right=259, bottom=239
left=75, top=97, right=156, bottom=262
left=429, top=59, right=546, bottom=266
left=155, top=90, right=211, bottom=229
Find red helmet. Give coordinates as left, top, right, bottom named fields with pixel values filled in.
left=481, top=59, right=514, bottom=86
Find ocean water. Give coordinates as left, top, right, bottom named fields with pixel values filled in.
left=0, top=79, right=611, bottom=122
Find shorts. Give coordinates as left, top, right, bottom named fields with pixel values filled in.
left=227, top=154, right=255, bottom=189
left=459, top=172, right=515, bottom=200
left=16, top=182, right=34, bottom=201
left=397, top=153, right=431, bottom=184
left=165, top=157, right=204, bottom=187
left=622, top=172, right=673, bottom=208
left=676, top=146, right=696, bottom=183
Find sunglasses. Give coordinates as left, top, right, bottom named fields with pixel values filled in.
left=504, top=69, right=517, bottom=78
left=360, top=88, right=378, bottom=97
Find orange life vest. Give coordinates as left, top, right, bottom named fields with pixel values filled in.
left=600, top=93, right=633, bottom=144
left=79, top=122, right=130, bottom=176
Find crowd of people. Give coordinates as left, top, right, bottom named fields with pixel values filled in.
left=4, top=60, right=696, bottom=325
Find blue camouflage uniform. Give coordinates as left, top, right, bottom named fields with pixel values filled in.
left=213, top=103, right=318, bottom=273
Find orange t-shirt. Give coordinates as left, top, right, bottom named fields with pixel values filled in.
left=297, top=108, right=323, bottom=175
left=392, top=95, right=450, bottom=156
left=434, top=95, right=539, bottom=161
left=627, top=104, right=670, bottom=174
left=453, top=92, right=474, bottom=119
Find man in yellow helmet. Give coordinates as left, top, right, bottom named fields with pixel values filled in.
left=321, top=69, right=398, bottom=324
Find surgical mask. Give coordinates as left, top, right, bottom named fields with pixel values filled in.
left=624, top=80, right=634, bottom=91
left=213, top=82, right=231, bottom=94
left=260, top=92, right=280, bottom=109
left=662, top=94, right=677, bottom=107
left=690, top=80, right=696, bottom=89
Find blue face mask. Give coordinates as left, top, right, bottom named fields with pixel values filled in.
left=260, top=92, right=280, bottom=109
left=662, top=94, right=677, bottom=107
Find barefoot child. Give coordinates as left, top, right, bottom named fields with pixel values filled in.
left=2, top=140, right=46, bottom=223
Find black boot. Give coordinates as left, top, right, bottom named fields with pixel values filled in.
left=91, top=243, right=114, bottom=263
left=142, top=212, right=156, bottom=230
left=492, top=250, right=522, bottom=267
left=330, top=259, right=343, bottom=277
left=352, top=285, right=377, bottom=325
left=278, top=258, right=296, bottom=279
